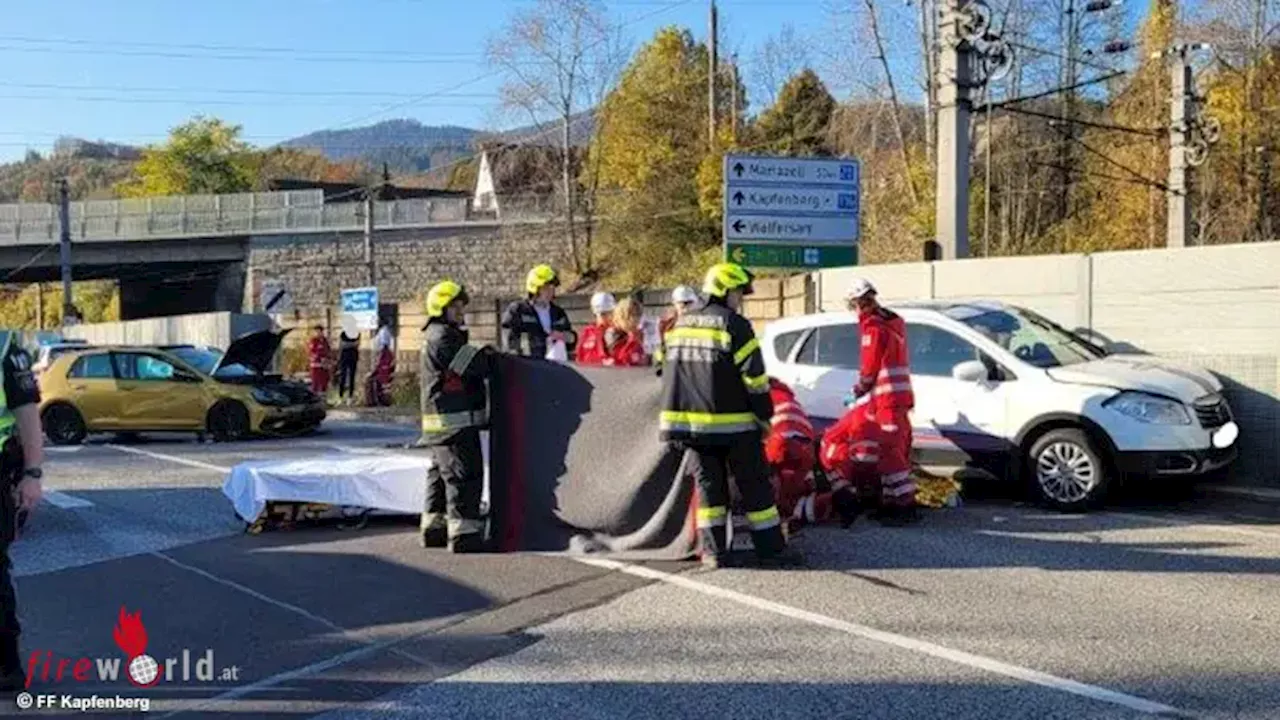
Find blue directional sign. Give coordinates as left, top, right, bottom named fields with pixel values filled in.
left=341, top=286, right=379, bottom=330
left=723, top=153, right=861, bottom=270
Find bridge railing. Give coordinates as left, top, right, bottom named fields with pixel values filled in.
left=0, top=190, right=476, bottom=245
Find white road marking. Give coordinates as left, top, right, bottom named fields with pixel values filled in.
left=105, top=444, right=231, bottom=474
left=44, top=446, right=83, bottom=454
left=572, top=557, right=1190, bottom=718
left=41, top=490, right=94, bottom=508
left=149, top=551, right=429, bottom=668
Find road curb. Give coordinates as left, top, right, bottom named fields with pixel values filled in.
left=327, top=409, right=418, bottom=426
left=1199, top=483, right=1280, bottom=505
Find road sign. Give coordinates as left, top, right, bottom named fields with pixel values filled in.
left=723, top=153, right=860, bottom=270
left=725, top=215, right=858, bottom=244
left=726, top=185, right=859, bottom=215
left=725, top=156, right=860, bottom=188
left=259, top=279, right=293, bottom=314
left=341, top=287, right=379, bottom=331
left=726, top=243, right=858, bottom=269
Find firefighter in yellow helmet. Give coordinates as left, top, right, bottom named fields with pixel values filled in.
left=500, top=264, right=577, bottom=359
left=659, top=263, right=802, bottom=568
left=419, top=280, right=495, bottom=553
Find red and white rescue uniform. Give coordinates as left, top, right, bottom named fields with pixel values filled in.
left=852, top=307, right=916, bottom=507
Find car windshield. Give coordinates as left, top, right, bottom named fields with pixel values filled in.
left=165, top=346, right=256, bottom=378
left=952, top=306, right=1104, bottom=368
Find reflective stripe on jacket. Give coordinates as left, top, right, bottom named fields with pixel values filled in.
left=858, top=308, right=914, bottom=411
left=658, top=299, right=771, bottom=444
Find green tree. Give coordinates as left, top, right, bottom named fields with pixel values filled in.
left=750, top=69, right=835, bottom=157
left=117, top=117, right=254, bottom=197
left=585, top=27, right=722, bottom=285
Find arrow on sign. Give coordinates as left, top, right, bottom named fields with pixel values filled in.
left=731, top=219, right=746, bottom=233
left=733, top=162, right=745, bottom=178
left=732, top=191, right=745, bottom=205
left=731, top=246, right=746, bottom=263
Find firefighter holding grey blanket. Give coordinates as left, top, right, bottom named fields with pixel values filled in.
left=659, top=263, right=801, bottom=569
left=419, top=281, right=496, bottom=553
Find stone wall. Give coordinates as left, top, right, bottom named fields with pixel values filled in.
left=246, top=221, right=570, bottom=312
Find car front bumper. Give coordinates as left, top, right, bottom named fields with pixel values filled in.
left=258, top=404, right=327, bottom=433
left=1114, top=444, right=1238, bottom=477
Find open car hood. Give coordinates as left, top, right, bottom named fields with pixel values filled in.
left=215, top=328, right=291, bottom=375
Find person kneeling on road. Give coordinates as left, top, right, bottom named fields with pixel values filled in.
left=419, top=280, right=496, bottom=554
left=660, top=262, right=801, bottom=569
left=765, top=379, right=859, bottom=531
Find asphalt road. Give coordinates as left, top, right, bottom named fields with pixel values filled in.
left=7, top=420, right=1280, bottom=719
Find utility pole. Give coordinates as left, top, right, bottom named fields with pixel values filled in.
left=1166, top=46, right=1193, bottom=249
left=708, top=0, right=719, bottom=146
left=57, top=178, right=73, bottom=322
left=35, top=284, right=44, bottom=330
left=935, top=0, right=974, bottom=260
left=363, top=190, right=376, bottom=286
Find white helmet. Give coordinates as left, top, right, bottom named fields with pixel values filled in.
left=671, top=285, right=699, bottom=305
left=590, top=291, right=617, bottom=314
left=845, top=277, right=877, bottom=303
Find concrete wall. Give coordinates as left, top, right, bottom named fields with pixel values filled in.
left=64, top=312, right=272, bottom=350
left=816, top=242, right=1280, bottom=487
left=246, top=221, right=568, bottom=312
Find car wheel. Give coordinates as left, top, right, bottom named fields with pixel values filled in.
left=1027, top=428, right=1109, bottom=511
left=207, top=401, right=251, bottom=443
left=42, top=403, right=87, bottom=446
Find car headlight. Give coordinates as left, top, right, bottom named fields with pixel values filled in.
left=1103, top=391, right=1192, bottom=425
left=251, top=387, right=291, bottom=406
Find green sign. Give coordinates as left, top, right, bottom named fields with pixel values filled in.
left=725, top=242, right=858, bottom=269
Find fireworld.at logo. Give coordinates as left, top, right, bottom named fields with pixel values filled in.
left=25, top=606, right=241, bottom=689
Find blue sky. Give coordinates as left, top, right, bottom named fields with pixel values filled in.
left=0, top=0, right=836, bottom=161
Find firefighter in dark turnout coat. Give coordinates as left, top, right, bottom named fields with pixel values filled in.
left=419, top=281, right=495, bottom=553
left=0, top=331, right=42, bottom=693
left=659, top=263, right=801, bottom=569
left=500, top=264, right=577, bottom=359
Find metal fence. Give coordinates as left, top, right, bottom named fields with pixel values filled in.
left=0, top=190, right=474, bottom=245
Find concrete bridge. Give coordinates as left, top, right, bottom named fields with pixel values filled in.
left=0, top=190, right=530, bottom=318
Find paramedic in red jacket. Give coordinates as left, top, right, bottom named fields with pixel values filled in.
left=764, top=379, right=860, bottom=528
left=576, top=292, right=616, bottom=366
left=307, top=325, right=332, bottom=396
left=847, top=278, right=918, bottom=522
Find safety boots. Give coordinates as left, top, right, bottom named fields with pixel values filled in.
left=418, top=526, right=447, bottom=548
left=448, top=533, right=488, bottom=554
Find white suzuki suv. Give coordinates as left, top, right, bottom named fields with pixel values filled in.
left=762, top=301, right=1240, bottom=511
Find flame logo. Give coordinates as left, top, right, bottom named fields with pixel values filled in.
left=112, top=607, right=148, bottom=658
left=112, top=606, right=159, bottom=687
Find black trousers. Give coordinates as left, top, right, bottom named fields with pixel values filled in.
left=423, top=429, right=485, bottom=538
left=337, top=352, right=358, bottom=398
left=0, top=442, right=23, bottom=680
left=680, top=437, right=785, bottom=558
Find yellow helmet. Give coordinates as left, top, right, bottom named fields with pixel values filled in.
left=525, top=264, right=560, bottom=296
left=702, top=262, right=755, bottom=298
left=425, top=280, right=469, bottom=318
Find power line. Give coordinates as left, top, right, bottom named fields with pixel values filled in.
left=998, top=104, right=1160, bottom=137
left=0, top=94, right=498, bottom=108
left=0, top=81, right=497, bottom=99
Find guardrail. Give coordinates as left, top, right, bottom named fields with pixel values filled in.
left=0, top=190, right=476, bottom=245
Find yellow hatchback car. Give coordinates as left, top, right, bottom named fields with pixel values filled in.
left=39, top=329, right=326, bottom=445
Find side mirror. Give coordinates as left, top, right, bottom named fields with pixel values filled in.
left=174, top=370, right=201, bottom=383
left=952, top=360, right=988, bottom=383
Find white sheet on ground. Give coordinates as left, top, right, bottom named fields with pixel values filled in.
left=222, top=433, right=490, bottom=522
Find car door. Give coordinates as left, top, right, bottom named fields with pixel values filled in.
left=787, top=321, right=862, bottom=423
left=113, top=352, right=208, bottom=430
left=906, top=321, right=1014, bottom=467
left=64, top=352, right=122, bottom=429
